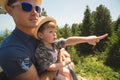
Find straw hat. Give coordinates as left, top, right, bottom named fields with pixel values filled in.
left=0, top=0, right=42, bottom=12
left=34, top=16, right=57, bottom=40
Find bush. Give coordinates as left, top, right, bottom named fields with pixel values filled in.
left=75, top=55, right=120, bottom=80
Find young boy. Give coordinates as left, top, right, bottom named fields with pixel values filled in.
left=34, top=16, right=108, bottom=80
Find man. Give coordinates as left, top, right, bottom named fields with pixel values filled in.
left=0, top=0, right=59, bottom=80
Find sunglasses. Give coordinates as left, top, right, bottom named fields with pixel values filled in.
left=12, top=2, right=41, bottom=13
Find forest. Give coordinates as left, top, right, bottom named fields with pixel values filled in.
left=0, top=4, right=120, bottom=80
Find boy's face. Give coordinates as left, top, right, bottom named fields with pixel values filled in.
left=38, top=22, right=57, bottom=44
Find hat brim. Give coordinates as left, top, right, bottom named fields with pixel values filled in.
left=0, top=0, right=42, bottom=12
left=34, top=16, right=57, bottom=40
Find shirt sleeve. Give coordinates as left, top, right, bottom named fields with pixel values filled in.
left=55, top=38, right=66, bottom=49
left=0, top=46, right=32, bottom=79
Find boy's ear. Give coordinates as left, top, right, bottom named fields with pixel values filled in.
left=37, top=32, right=43, bottom=39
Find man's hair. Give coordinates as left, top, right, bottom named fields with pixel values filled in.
left=7, top=0, right=17, bottom=6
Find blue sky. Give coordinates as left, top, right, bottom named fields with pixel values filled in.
left=0, top=0, right=120, bottom=31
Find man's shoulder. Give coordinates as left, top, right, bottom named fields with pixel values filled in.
left=0, top=34, right=29, bottom=57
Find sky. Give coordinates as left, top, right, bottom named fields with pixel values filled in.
left=0, top=0, right=120, bottom=31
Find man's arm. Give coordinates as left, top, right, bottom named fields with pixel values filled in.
left=39, top=70, right=57, bottom=80
left=13, top=64, right=57, bottom=80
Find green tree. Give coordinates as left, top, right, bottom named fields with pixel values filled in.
left=71, top=23, right=80, bottom=36
left=94, top=5, right=111, bottom=51
left=81, top=6, right=93, bottom=36
left=0, top=36, right=4, bottom=43
left=79, top=6, right=93, bottom=54
left=3, top=28, right=10, bottom=38
left=71, top=23, right=82, bottom=53
left=56, top=26, right=62, bottom=38
left=114, top=15, right=120, bottom=31
left=0, top=7, right=6, bottom=14
left=40, top=8, right=47, bottom=16
left=0, top=29, right=10, bottom=43
left=60, top=24, right=72, bottom=38
left=105, top=17, right=120, bottom=71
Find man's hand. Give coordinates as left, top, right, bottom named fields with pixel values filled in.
left=60, top=48, right=70, bottom=58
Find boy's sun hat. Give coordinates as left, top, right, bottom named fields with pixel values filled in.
left=34, top=16, right=57, bottom=40
left=0, top=0, right=42, bottom=12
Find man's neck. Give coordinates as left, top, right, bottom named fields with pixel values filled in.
left=17, top=27, right=36, bottom=37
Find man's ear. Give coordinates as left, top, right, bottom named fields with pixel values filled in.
left=5, top=5, right=13, bottom=16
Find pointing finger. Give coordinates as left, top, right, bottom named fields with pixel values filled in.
left=98, top=33, right=108, bottom=40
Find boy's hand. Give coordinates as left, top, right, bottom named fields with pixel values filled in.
left=98, top=33, right=108, bottom=40
left=87, top=33, right=108, bottom=46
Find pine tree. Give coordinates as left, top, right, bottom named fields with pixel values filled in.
left=79, top=6, right=93, bottom=54
left=40, top=8, right=47, bottom=16
left=94, top=5, right=111, bottom=51
left=114, top=15, right=120, bottom=31
left=81, top=6, right=93, bottom=36
left=61, top=24, right=72, bottom=38
left=105, top=17, right=120, bottom=70
left=71, top=23, right=80, bottom=36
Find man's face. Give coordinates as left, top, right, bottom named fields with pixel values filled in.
left=7, top=0, right=41, bottom=29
